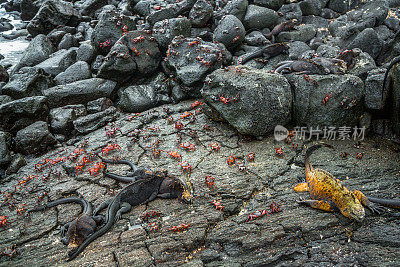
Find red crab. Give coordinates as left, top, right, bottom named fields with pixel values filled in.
left=180, top=142, right=195, bottom=152
left=275, top=147, right=284, bottom=157
left=88, top=162, right=106, bottom=176
left=167, top=151, right=182, bottom=161
left=191, top=100, right=203, bottom=109
left=141, top=211, right=162, bottom=222
left=179, top=161, right=192, bottom=174
left=175, top=121, right=184, bottom=131
left=227, top=156, right=237, bottom=166
left=355, top=152, right=363, bottom=160
left=209, top=143, right=220, bottom=152
left=205, top=175, right=215, bottom=190
left=247, top=153, right=255, bottom=162
left=169, top=223, right=191, bottom=232
left=0, top=215, right=9, bottom=228
left=212, top=200, right=224, bottom=211
left=321, top=92, right=332, bottom=105
left=101, top=143, right=121, bottom=156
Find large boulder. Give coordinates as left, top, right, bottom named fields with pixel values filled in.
left=201, top=66, right=292, bottom=136
left=153, top=18, right=192, bottom=50
left=213, top=15, right=245, bottom=51
left=54, top=61, right=92, bottom=85
left=97, top=31, right=161, bottom=82
left=214, top=0, right=248, bottom=22
left=346, top=28, right=383, bottom=59
left=243, top=5, right=279, bottom=30
left=276, top=24, right=317, bottom=43
left=42, top=78, right=116, bottom=108
left=365, top=68, right=385, bottom=110
left=287, top=74, right=364, bottom=128
left=27, top=0, right=82, bottom=37
left=389, top=62, right=400, bottom=136
left=165, top=37, right=230, bottom=86
left=0, top=96, right=49, bottom=133
left=189, top=0, right=213, bottom=27
left=91, top=9, right=136, bottom=55
left=0, top=65, right=9, bottom=82
left=15, top=121, right=57, bottom=155
left=145, top=0, right=197, bottom=25
left=20, top=0, right=46, bottom=21
left=13, top=34, right=55, bottom=73
left=2, top=67, right=54, bottom=99
left=49, top=105, right=86, bottom=135
left=35, top=48, right=77, bottom=76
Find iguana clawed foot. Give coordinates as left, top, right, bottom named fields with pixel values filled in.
left=367, top=202, right=386, bottom=214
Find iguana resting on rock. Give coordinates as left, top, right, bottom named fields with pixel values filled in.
left=239, top=43, right=289, bottom=65
left=294, top=144, right=400, bottom=221
left=67, top=164, right=192, bottom=261
left=274, top=57, right=347, bottom=75
left=28, top=197, right=104, bottom=249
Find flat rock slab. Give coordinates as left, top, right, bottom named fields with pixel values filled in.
left=42, top=78, right=116, bottom=108
left=0, top=100, right=399, bottom=266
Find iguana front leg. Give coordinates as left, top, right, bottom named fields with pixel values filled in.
left=353, top=190, right=386, bottom=214
left=294, top=182, right=309, bottom=192
left=297, top=198, right=335, bottom=212
left=115, top=202, right=132, bottom=222
left=93, top=199, right=113, bottom=216
left=60, top=222, right=72, bottom=237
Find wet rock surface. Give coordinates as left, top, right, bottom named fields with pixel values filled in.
left=0, top=100, right=399, bottom=266
left=1, top=0, right=400, bottom=265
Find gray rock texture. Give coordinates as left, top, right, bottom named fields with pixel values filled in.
left=201, top=66, right=292, bottom=136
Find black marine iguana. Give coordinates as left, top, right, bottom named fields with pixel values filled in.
left=28, top=197, right=104, bottom=249
left=67, top=166, right=192, bottom=261
left=239, top=43, right=289, bottom=65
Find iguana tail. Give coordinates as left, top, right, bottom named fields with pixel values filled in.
left=28, top=197, right=92, bottom=215
left=367, top=196, right=400, bottom=210
left=305, top=143, right=334, bottom=174
left=95, top=153, right=139, bottom=173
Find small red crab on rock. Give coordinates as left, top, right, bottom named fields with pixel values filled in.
left=275, top=147, right=284, bottom=157
left=169, top=223, right=191, bottom=232
left=89, top=162, right=106, bottom=176
left=167, top=151, right=182, bottom=161
left=0, top=215, right=9, bottom=228
left=141, top=211, right=162, bottom=222
left=175, top=121, right=184, bottom=131
left=180, top=142, right=195, bottom=152
left=205, top=175, right=215, bottom=190
left=247, top=153, right=255, bottom=162
left=209, top=142, right=220, bottom=152
left=179, top=161, right=192, bottom=174
left=227, top=156, right=237, bottom=166
left=101, top=143, right=121, bottom=156
left=148, top=221, right=159, bottom=233
left=212, top=200, right=224, bottom=211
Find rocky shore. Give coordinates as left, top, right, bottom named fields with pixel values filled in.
left=0, top=0, right=400, bottom=266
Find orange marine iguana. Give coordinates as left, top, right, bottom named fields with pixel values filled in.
left=294, top=144, right=400, bottom=221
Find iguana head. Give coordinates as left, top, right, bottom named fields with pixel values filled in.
left=160, top=176, right=193, bottom=203
left=66, top=215, right=96, bottom=248
left=340, top=199, right=365, bottom=222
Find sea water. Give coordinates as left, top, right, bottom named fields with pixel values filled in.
left=0, top=6, right=29, bottom=67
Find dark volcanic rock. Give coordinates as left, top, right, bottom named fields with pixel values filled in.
left=214, top=0, right=248, bottom=22
left=243, top=5, right=279, bottom=30
left=73, top=106, right=119, bottom=134
left=35, top=48, right=77, bottom=76
left=117, top=73, right=172, bottom=113
left=0, top=65, right=9, bottom=83
left=347, top=51, right=376, bottom=80
left=0, top=96, right=49, bottom=133
left=77, top=41, right=95, bottom=63
left=0, top=131, right=11, bottom=167
left=213, top=15, right=245, bottom=51
left=299, top=0, right=323, bottom=16
left=20, top=0, right=46, bottom=21
left=49, top=105, right=86, bottom=135
left=91, top=9, right=136, bottom=55
left=13, top=34, right=55, bottom=73
left=189, top=0, right=213, bottom=27
left=244, top=30, right=268, bottom=46
left=277, top=24, right=317, bottom=43
left=254, top=0, right=284, bottom=10
left=87, top=97, right=113, bottom=114
left=389, top=62, right=400, bottom=136
left=165, top=37, right=229, bottom=86
left=54, top=61, right=92, bottom=85
left=201, top=66, right=292, bottom=136
left=15, top=121, right=57, bottom=155
left=346, top=28, right=383, bottom=60
left=153, top=18, right=192, bottom=50
left=146, top=0, right=196, bottom=25
left=6, top=153, right=26, bottom=175
left=57, top=33, right=79, bottom=50
left=278, top=3, right=302, bottom=22
left=288, top=74, right=364, bottom=128
left=365, top=68, right=385, bottom=110
left=27, top=0, right=82, bottom=37
left=77, top=0, right=109, bottom=17
left=97, top=31, right=161, bottom=82
left=42, top=78, right=116, bottom=108
left=0, top=95, right=12, bottom=105
left=2, top=67, right=54, bottom=99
